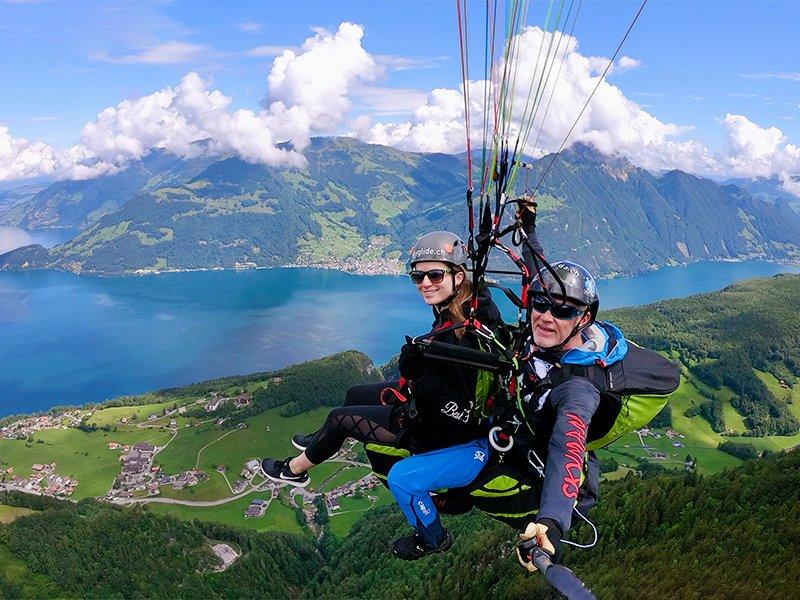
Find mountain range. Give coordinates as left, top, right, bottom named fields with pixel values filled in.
left=1, top=137, right=799, bottom=276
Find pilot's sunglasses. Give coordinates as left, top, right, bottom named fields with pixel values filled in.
left=408, top=268, right=453, bottom=284
left=529, top=294, right=586, bottom=320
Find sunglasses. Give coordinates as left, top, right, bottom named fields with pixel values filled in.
left=529, top=294, right=586, bottom=320
left=408, top=268, right=453, bottom=285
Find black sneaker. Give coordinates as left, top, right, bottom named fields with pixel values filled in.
left=291, top=433, right=316, bottom=451
left=392, top=530, right=453, bottom=561
left=259, top=458, right=310, bottom=487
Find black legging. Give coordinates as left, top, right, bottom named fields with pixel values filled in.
left=304, top=381, right=403, bottom=464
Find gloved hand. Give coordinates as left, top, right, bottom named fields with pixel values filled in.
left=515, top=197, right=537, bottom=226
left=398, top=342, right=427, bottom=380
left=515, top=518, right=562, bottom=573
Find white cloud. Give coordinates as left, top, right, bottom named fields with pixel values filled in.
left=262, top=22, right=380, bottom=150
left=374, top=55, right=449, bottom=71
left=94, top=41, right=213, bottom=65
left=356, top=26, right=800, bottom=195
left=245, top=45, right=289, bottom=58
left=742, top=72, right=800, bottom=83
left=720, top=114, right=800, bottom=185
left=80, top=72, right=304, bottom=168
left=235, top=21, right=264, bottom=33
left=360, top=26, right=715, bottom=175
left=352, top=86, right=430, bottom=116
left=0, top=22, right=379, bottom=181
left=364, top=88, right=465, bottom=153
left=0, top=125, right=117, bottom=181
left=3, top=21, right=799, bottom=198
left=780, top=172, right=800, bottom=196
left=728, top=92, right=773, bottom=101
left=614, top=56, right=642, bottom=72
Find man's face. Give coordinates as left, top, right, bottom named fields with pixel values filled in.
left=530, top=295, right=590, bottom=349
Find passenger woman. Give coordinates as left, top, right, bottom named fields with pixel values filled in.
left=259, top=231, right=503, bottom=534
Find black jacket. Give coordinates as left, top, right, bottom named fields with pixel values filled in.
left=403, top=287, right=504, bottom=452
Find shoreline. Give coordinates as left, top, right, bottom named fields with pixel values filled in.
left=2, top=259, right=799, bottom=421
left=3, top=253, right=798, bottom=281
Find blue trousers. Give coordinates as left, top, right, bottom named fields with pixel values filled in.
left=387, top=438, right=490, bottom=547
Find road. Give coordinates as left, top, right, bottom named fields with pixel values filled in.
left=116, top=480, right=279, bottom=507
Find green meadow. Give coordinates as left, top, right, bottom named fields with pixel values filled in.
left=0, top=544, right=57, bottom=597
left=146, top=492, right=305, bottom=535
left=0, top=426, right=173, bottom=499
left=0, top=505, right=37, bottom=524
left=602, top=367, right=800, bottom=477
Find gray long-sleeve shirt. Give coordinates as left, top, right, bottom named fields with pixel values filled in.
left=534, top=376, right=601, bottom=534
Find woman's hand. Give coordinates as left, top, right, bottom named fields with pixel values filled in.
left=398, top=343, right=427, bottom=380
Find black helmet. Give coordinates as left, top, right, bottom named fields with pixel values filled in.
left=408, top=231, right=469, bottom=269
left=532, top=260, right=599, bottom=321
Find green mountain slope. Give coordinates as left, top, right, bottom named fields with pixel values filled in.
left=605, top=273, right=800, bottom=437
left=0, top=150, right=220, bottom=230
left=0, top=182, right=50, bottom=221
left=724, top=174, right=800, bottom=213
left=1, top=139, right=799, bottom=275
left=40, top=138, right=466, bottom=274
left=529, top=145, right=800, bottom=274
left=0, top=492, right=321, bottom=599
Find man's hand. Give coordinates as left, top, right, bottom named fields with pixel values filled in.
left=515, top=520, right=561, bottom=572
left=515, top=197, right=537, bottom=227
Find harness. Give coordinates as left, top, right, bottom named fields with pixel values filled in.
left=521, top=330, right=680, bottom=451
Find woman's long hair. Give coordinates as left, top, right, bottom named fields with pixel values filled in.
left=446, top=267, right=473, bottom=338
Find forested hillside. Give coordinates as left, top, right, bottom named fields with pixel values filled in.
left=0, top=492, right=320, bottom=599
left=0, top=150, right=220, bottom=230
left=605, top=273, right=800, bottom=436
left=306, top=448, right=800, bottom=600
left=2, top=450, right=797, bottom=599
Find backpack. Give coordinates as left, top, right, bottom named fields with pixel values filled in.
left=535, top=335, right=681, bottom=450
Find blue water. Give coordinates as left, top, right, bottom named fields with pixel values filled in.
left=0, top=226, right=77, bottom=255
left=1, top=260, right=798, bottom=417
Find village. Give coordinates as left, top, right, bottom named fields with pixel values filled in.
left=1, top=462, right=79, bottom=497
left=0, top=390, right=253, bottom=502
left=0, top=409, right=87, bottom=440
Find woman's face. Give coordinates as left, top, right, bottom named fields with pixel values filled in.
left=531, top=296, right=591, bottom=349
left=412, top=261, right=464, bottom=306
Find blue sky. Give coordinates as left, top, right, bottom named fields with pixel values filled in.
left=1, top=0, right=798, bottom=190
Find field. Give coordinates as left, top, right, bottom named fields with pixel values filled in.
left=601, top=366, right=800, bottom=476
left=0, top=504, right=37, bottom=524
left=0, top=544, right=56, bottom=597
left=0, top=425, right=173, bottom=499
left=328, top=486, right=395, bottom=539
left=0, top=383, right=391, bottom=539
left=147, top=491, right=305, bottom=535
left=85, top=400, right=182, bottom=427
left=154, top=407, right=333, bottom=501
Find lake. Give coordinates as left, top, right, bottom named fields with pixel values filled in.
left=0, top=225, right=76, bottom=255
left=1, top=260, right=798, bottom=417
